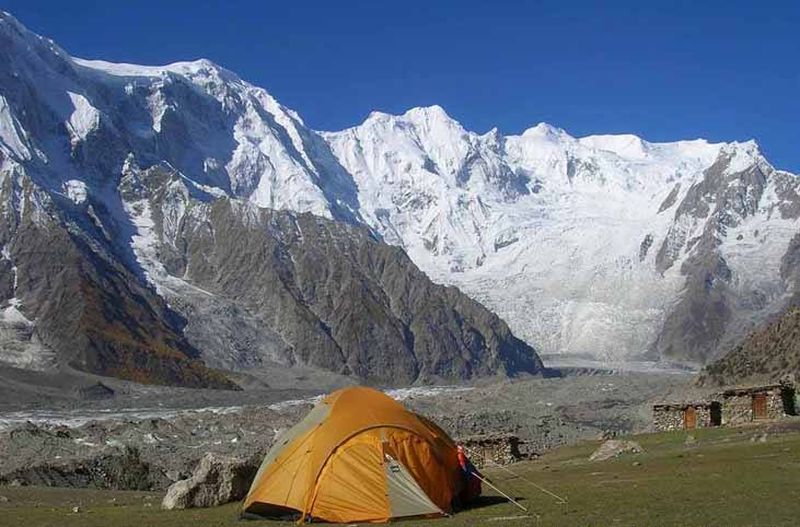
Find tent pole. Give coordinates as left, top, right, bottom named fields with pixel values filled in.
left=466, top=446, right=568, bottom=513
left=471, top=472, right=528, bottom=512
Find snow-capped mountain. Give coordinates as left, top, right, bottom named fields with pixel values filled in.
left=324, top=107, right=800, bottom=365
left=0, top=10, right=798, bottom=383
left=0, top=12, right=540, bottom=387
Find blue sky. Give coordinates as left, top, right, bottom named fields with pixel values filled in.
left=5, top=0, right=799, bottom=171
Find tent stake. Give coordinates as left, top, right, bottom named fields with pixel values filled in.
left=472, top=472, right=528, bottom=512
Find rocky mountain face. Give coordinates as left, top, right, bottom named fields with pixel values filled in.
left=0, top=12, right=541, bottom=387
left=698, top=306, right=800, bottom=386
left=0, top=174, right=237, bottom=389
left=1, top=10, right=798, bottom=386
left=122, top=162, right=541, bottom=383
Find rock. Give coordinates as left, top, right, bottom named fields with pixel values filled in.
left=77, top=382, right=115, bottom=401
left=161, top=453, right=259, bottom=510
left=0, top=446, right=159, bottom=490
left=589, top=440, right=644, bottom=462
left=459, top=434, right=536, bottom=467
left=71, top=506, right=81, bottom=513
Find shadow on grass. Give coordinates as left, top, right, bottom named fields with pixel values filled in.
left=461, top=495, right=526, bottom=511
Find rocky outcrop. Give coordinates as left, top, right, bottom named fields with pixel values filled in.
left=162, top=453, right=258, bottom=510
left=698, top=306, right=800, bottom=386
left=0, top=177, right=239, bottom=390
left=0, top=444, right=159, bottom=490
left=651, top=154, right=794, bottom=365
left=589, top=440, right=644, bottom=462
left=0, top=407, right=297, bottom=491
left=460, top=434, right=537, bottom=467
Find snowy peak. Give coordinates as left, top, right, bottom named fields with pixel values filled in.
left=325, top=106, right=798, bottom=365
left=0, top=11, right=69, bottom=61
left=0, top=14, right=357, bottom=222
left=578, top=133, right=650, bottom=159
left=521, top=122, right=571, bottom=142
left=74, top=57, right=231, bottom=81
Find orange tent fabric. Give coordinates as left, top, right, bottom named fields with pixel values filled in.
left=242, top=386, right=467, bottom=523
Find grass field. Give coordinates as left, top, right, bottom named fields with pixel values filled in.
left=2, top=422, right=800, bottom=526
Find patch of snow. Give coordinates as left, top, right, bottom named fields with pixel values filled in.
left=74, top=57, right=218, bottom=78
left=385, top=385, right=475, bottom=400
left=63, top=179, right=87, bottom=204
left=73, top=437, right=98, bottom=448
left=266, top=395, right=323, bottom=411
left=0, top=95, right=31, bottom=160
left=65, top=92, right=99, bottom=143
left=0, top=304, right=31, bottom=325
left=122, top=195, right=163, bottom=291
left=723, top=141, right=761, bottom=175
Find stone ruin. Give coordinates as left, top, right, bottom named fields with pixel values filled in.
left=459, top=434, right=537, bottom=467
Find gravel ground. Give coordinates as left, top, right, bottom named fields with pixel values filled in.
left=0, top=369, right=705, bottom=491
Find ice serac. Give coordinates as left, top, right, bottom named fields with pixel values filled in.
left=0, top=11, right=541, bottom=386
left=325, top=108, right=800, bottom=366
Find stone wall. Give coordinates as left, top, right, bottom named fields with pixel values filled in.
left=653, top=408, right=684, bottom=432
left=653, top=405, right=715, bottom=432
left=721, top=395, right=752, bottom=425
left=766, top=390, right=788, bottom=419
left=459, top=434, right=536, bottom=467
left=655, top=385, right=794, bottom=431
left=721, top=389, right=788, bottom=425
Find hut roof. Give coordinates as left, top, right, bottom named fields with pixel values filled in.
left=653, top=401, right=715, bottom=410
left=719, top=384, right=786, bottom=397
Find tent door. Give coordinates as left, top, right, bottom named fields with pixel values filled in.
left=383, top=453, right=443, bottom=519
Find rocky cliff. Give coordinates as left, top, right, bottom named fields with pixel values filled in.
left=699, top=306, right=800, bottom=386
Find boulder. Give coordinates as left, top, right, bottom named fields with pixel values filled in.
left=589, top=440, right=644, bottom=462
left=76, top=382, right=115, bottom=400
left=161, top=453, right=259, bottom=510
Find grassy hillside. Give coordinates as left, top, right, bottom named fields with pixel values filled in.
left=2, top=422, right=800, bottom=526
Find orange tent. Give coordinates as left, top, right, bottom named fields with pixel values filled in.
left=242, top=386, right=467, bottom=523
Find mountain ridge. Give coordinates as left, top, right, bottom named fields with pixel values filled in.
left=0, top=11, right=543, bottom=387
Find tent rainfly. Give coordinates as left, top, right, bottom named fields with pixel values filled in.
left=242, top=386, right=469, bottom=523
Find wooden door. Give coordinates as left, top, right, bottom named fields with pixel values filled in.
left=684, top=406, right=697, bottom=429
left=753, top=393, right=768, bottom=420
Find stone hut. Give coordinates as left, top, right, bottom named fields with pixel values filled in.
left=653, top=401, right=721, bottom=432
left=718, top=383, right=796, bottom=425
